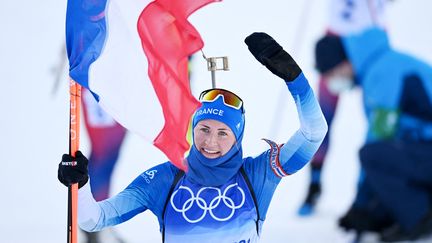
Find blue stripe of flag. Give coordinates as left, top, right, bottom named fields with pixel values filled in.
left=66, top=0, right=108, bottom=96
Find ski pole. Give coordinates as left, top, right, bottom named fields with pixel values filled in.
left=67, top=79, right=82, bottom=243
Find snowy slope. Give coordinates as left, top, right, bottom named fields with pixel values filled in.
left=1, top=0, right=432, bottom=242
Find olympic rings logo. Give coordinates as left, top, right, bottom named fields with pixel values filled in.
left=170, top=183, right=245, bottom=223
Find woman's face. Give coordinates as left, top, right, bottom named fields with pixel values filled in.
left=193, top=119, right=236, bottom=159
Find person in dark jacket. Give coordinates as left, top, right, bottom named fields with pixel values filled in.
left=314, top=27, right=432, bottom=242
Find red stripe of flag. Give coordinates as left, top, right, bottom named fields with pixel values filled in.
left=137, top=0, right=221, bottom=170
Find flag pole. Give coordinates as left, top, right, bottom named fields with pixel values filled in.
left=67, top=79, right=81, bottom=243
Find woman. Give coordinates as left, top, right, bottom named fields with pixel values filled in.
left=58, top=32, right=328, bottom=243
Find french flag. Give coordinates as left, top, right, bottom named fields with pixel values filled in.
left=66, top=0, right=220, bottom=170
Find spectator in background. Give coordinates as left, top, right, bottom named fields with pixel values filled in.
left=298, top=0, right=389, bottom=216
left=81, top=88, right=127, bottom=243
left=315, top=27, right=432, bottom=242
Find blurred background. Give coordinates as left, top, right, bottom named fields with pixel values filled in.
left=1, top=0, right=432, bottom=242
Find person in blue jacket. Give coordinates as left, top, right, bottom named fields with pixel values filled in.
left=314, top=27, right=432, bottom=242
left=298, top=0, right=389, bottom=217
left=57, top=32, right=328, bottom=243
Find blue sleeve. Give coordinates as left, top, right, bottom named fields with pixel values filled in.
left=280, top=73, right=328, bottom=174
left=87, top=162, right=178, bottom=231
left=242, top=73, right=327, bottom=220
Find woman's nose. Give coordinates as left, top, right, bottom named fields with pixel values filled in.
left=205, top=133, right=217, bottom=145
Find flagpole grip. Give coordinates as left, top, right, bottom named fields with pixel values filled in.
left=68, top=79, right=81, bottom=243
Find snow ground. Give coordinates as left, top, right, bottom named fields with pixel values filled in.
left=1, top=0, right=432, bottom=242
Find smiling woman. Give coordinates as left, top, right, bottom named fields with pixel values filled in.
left=57, top=32, right=328, bottom=243
left=192, top=88, right=245, bottom=159
left=193, top=120, right=237, bottom=159
left=186, top=91, right=246, bottom=187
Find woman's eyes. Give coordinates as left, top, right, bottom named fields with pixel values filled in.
left=199, top=127, right=227, bottom=137
left=200, top=128, right=209, bottom=133
left=218, top=131, right=227, bottom=136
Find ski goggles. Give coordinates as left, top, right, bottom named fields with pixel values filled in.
left=199, top=88, right=244, bottom=113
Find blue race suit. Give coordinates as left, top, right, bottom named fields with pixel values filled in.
left=77, top=73, right=328, bottom=242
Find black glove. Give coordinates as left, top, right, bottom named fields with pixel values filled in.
left=245, top=32, right=302, bottom=82
left=58, top=151, right=89, bottom=188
